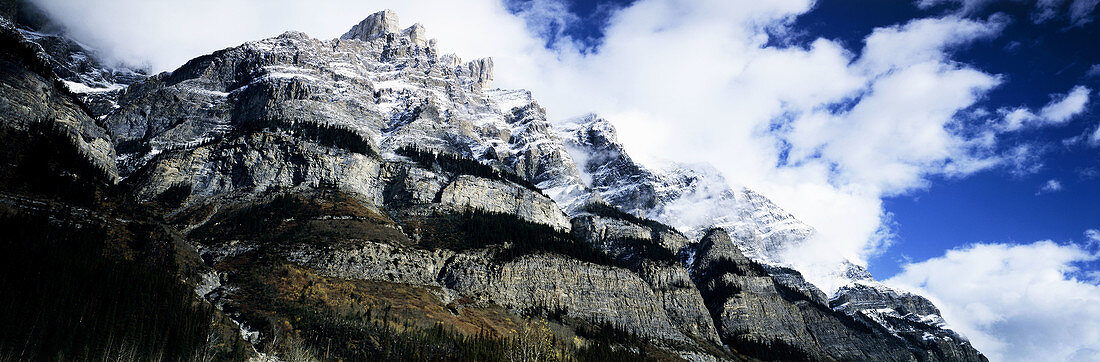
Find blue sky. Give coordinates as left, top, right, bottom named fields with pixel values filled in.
left=792, top=0, right=1100, bottom=278
left=505, top=0, right=1100, bottom=279
left=492, top=1, right=1100, bottom=358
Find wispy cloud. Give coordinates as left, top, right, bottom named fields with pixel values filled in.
left=1034, top=0, right=1100, bottom=26
left=924, top=0, right=1100, bottom=26
left=1036, top=179, right=1063, bottom=195
left=1088, top=64, right=1100, bottom=77
left=1069, top=0, right=1100, bottom=25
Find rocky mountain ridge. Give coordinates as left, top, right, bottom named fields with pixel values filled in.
left=0, top=5, right=985, bottom=361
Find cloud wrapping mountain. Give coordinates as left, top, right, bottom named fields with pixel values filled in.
left=28, top=0, right=1100, bottom=358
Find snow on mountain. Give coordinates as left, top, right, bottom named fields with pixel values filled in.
left=12, top=13, right=148, bottom=117
left=15, top=5, right=973, bottom=351
left=558, top=114, right=814, bottom=264
left=555, top=114, right=973, bottom=343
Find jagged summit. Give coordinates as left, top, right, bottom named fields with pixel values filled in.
left=560, top=114, right=816, bottom=264
left=338, top=10, right=493, bottom=88
left=340, top=10, right=402, bottom=42
left=340, top=10, right=428, bottom=48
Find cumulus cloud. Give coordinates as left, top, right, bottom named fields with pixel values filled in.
left=1000, top=85, right=1092, bottom=131
left=535, top=6, right=1014, bottom=277
left=1041, top=86, right=1092, bottom=121
left=887, top=239, right=1100, bottom=362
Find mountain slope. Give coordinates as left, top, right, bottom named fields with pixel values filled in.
left=559, top=114, right=983, bottom=359
left=560, top=115, right=814, bottom=264
left=0, top=7, right=987, bottom=361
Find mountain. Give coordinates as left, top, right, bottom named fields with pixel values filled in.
left=0, top=5, right=985, bottom=361
left=559, top=114, right=983, bottom=358
left=559, top=115, right=815, bottom=264
left=4, top=1, right=146, bottom=118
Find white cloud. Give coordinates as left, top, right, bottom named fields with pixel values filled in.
left=887, top=239, right=1100, bottom=362
left=1088, top=64, right=1100, bottom=77
left=856, top=15, right=1004, bottom=75
left=1005, top=144, right=1045, bottom=175
left=1041, top=86, right=1092, bottom=122
left=1000, top=85, right=1092, bottom=131
left=1087, top=229, right=1100, bottom=245
left=1037, top=179, right=1063, bottom=194
left=505, top=0, right=581, bottom=47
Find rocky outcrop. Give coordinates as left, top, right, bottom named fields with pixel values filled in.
left=831, top=282, right=987, bottom=361
left=570, top=215, right=652, bottom=251
left=287, top=241, right=454, bottom=286
left=102, top=10, right=588, bottom=224
left=690, top=228, right=986, bottom=361
left=439, top=175, right=571, bottom=230
left=636, top=262, right=724, bottom=346
left=341, top=9, right=402, bottom=42
left=570, top=214, right=721, bottom=346
left=126, top=132, right=387, bottom=206
left=440, top=253, right=693, bottom=345
left=763, top=264, right=830, bottom=307
left=0, top=18, right=118, bottom=182
left=561, top=115, right=814, bottom=263
left=383, top=163, right=449, bottom=205
left=5, top=1, right=147, bottom=118
left=464, top=57, right=493, bottom=88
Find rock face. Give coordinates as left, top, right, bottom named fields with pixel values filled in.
left=126, top=131, right=389, bottom=204
left=569, top=214, right=721, bottom=346
left=830, top=281, right=987, bottom=361
left=689, top=229, right=967, bottom=361
left=7, top=1, right=147, bottom=118
left=341, top=9, right=402, bottom=42
left=560, top=115, right=814, bottom=264
left=439, top=175, right=571, bottom=230
left=288, top=241, right=454, bottom=286
left=443, top=253, right=693, bottom=344
left=559, top=114, right=983, bottom=356
left=99, top=11, right=589, bottom=227
left=0, top=17, right=118, bottom=182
